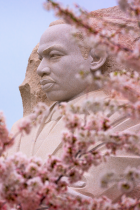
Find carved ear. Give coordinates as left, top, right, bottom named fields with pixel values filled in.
left=90, top=49, right=107, bottom=72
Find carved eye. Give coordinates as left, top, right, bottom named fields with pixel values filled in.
left=50, top=54, right=61, bottom=58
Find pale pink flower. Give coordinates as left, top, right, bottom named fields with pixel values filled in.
left=118, top=180, right=134, bottom=193
left=43, top=2, right=52, bottom=11
left=121, top=195, right=137, bottom=208
left=118, top=0, right=129, bottom=12
left=124, top=166, right=140, bottom=181
left=64, top=113, right=82, bottom=131
left=67, top=168, right=83, bottom=183
left=27, top=177, right=43, bottom=192
left=100, top=171, right=115, bottom=188
left=18, top=118, right=32, bottom=135
left=25, top=162, right=41, bottom=177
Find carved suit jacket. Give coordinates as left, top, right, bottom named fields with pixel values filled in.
left=7, top=90, right=140, bottom=201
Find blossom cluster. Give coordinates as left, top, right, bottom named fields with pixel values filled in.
left=101, top=166, right=140, bottom=194
left=60, top=97, right=140, bottom=157
left=0, top=103, right=49, bottom=156
left=1, top=152, right=140, bottom=210
left=0, top=153, right=69, bottom=210
left=0, top=112, right=14, bottom=156
left=18, top=102, right=49, bottom=135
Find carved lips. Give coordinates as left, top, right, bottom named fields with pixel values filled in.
left=40, top=77, right=55, bottom=91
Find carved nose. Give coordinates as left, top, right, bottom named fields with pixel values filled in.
left=37, top=66, right=51, bottom=77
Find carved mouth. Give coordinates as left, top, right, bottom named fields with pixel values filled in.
left=41, top=83, right=55, bottom=91
left=40, top=77, right=55, bottom=91
left=40, top=77, right=55, bottom=85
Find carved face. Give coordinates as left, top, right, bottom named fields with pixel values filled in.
left=37, top=24, right=92, bottom=102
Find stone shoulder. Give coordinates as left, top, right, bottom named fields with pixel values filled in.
left=10, top=117, right=27, bottom=135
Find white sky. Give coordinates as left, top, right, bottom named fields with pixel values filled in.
left=0, top=0, right=117, bottom=130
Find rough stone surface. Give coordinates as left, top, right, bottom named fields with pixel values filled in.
left=19, top=44, right=52, bottom=117
left=20, top=6, right=137, bottom=116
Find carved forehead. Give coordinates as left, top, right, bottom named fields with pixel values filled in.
left=38, top=24, right=80, bottom=54
left=40, top=24, right=73, bottom=45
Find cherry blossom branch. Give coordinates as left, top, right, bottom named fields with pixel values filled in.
left=44, top=0, right=140, bottom=72
left=45, top=0, right=133, bottom=54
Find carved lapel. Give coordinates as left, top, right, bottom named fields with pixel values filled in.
left=19, top=124, right=40, bottom=157
left=35, top=117, right=64, bottom=159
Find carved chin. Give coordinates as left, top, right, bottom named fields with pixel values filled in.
left=44, top=90, right=69, bottom=102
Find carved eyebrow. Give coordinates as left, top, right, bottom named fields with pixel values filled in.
left=37, top=45, right=66, bottom=56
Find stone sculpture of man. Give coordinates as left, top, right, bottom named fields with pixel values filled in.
left=7, top=6, right=140, bottom=201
